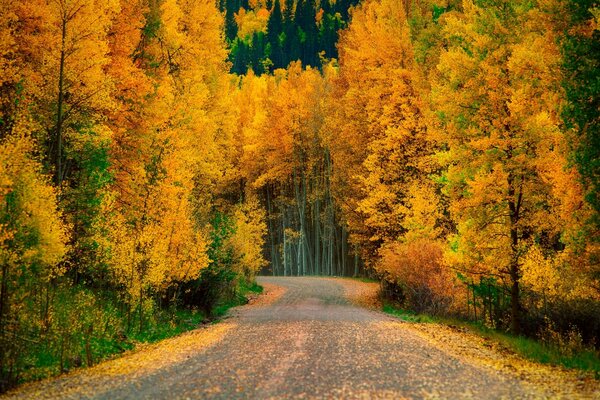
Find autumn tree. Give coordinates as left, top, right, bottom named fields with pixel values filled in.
left=12, top=0, right=120, bottom=290
left=0, top=135, right=69, bottom=390
left=328, top=0, right=441, bottom=261
left=98, top=0, right=231, bottom=328
left=432, top=0, right=579, bottom=333
left=0, top=0, right=68, bottom=386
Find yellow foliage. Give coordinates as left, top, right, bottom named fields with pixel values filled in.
left=521, top=245, right=599, bottom=302
left=228, top=197, right=268, bottom=277
left=0, top=133, right=68, bottom=278
left=521, top=245, right=563, bottom=298
left=96, top=0, right=230, bottom=307
left=432, top=0, right=579, bottom=282
left=235, top=7, right=269, bottom=38
left=329, top=0, right=439, bottom=257
left=237, top=63, right=327, bottom=189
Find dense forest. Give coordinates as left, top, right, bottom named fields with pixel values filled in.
left=222, top=0, right=359, bottom=74
left=0, top=0, right=599, bottom=392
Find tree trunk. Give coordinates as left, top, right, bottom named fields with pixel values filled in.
left=507, top=171, right=522, bottom=335
left=283, top=209, right=288, bottom=276
left=56, top=13, right=67, bottom=188
left=314, top=196, right=321, bottom=275
left=266, top=187, right=280, bottom=275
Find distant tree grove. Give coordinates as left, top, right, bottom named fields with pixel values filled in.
left=0, top=0, right=598, bottom=391
left=222, top=0, right=360, bottom=74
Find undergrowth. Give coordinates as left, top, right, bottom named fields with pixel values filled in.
left=383, top=302, right=600, bottom=378
left=18, top=282, right=262, bottom=387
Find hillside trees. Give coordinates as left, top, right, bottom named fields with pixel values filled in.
left=225, top=0, right=357, bottom=74
left=326, top=0, right=599, bottom=339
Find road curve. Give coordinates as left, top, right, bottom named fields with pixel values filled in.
left=4, top=277, right=550, bottom=399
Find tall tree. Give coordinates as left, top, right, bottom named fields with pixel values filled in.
left=0, top=0, right=69, bottom=386
left=266, top=0, right=284, bottom=68
left=432, top=0, right=577, bottom=333
left=327, top=0, right=439, bottom=262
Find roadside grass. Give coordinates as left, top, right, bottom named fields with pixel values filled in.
left=130, top=308, right=208, bottom=343
left=126, top=280, right=263, bottom=344
left=245, top=280, right=264, bottom=294
left=20, top=309, right=203, bottom=383
left=383, top=302, right=600, bottom=378
left=19, top=282, right=263, bottom=386
left=213, top=280, right=263, bottom=318
left=382, top=304, right=435, bottom=323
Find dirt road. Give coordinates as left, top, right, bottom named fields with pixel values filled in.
left=3, top=277, right=598, bottom=399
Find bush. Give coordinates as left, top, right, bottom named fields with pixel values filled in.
left=3, top=284, right=128, bottom=389
left=377, top=239, right=462, bottom=315
left=179, top=206, right=265, bottom=317
left=522, top=297, right=600, bottom=350
left=49, top=287, right=124, bottom=372
left=180, top=264, right=237, bottom=317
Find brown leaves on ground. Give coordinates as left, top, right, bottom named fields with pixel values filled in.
left=331, top=278, right=600, bottom=398
left=94, top=324, right=234, bottom=377
left=331, top=278, right=382, bottom=309
left=247, top=282, right=287, bottom=307
left=402, top=322, right=600, bottom=399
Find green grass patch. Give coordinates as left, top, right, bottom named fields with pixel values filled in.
left=382, top=303, right=435, bottom=323
left=213, top=280, right=263, bottom=318
left=212, top=299, right=240, bottom=318
left=130, top=308, right=207, bottom=343
left=245, top=280, right=264, bottom=294
left=465, top=324, right=600, bottom=378
left=383, top=302, right=600, bottom=377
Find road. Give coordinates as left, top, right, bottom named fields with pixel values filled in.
left=3, top=277, right=594, bottom=399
